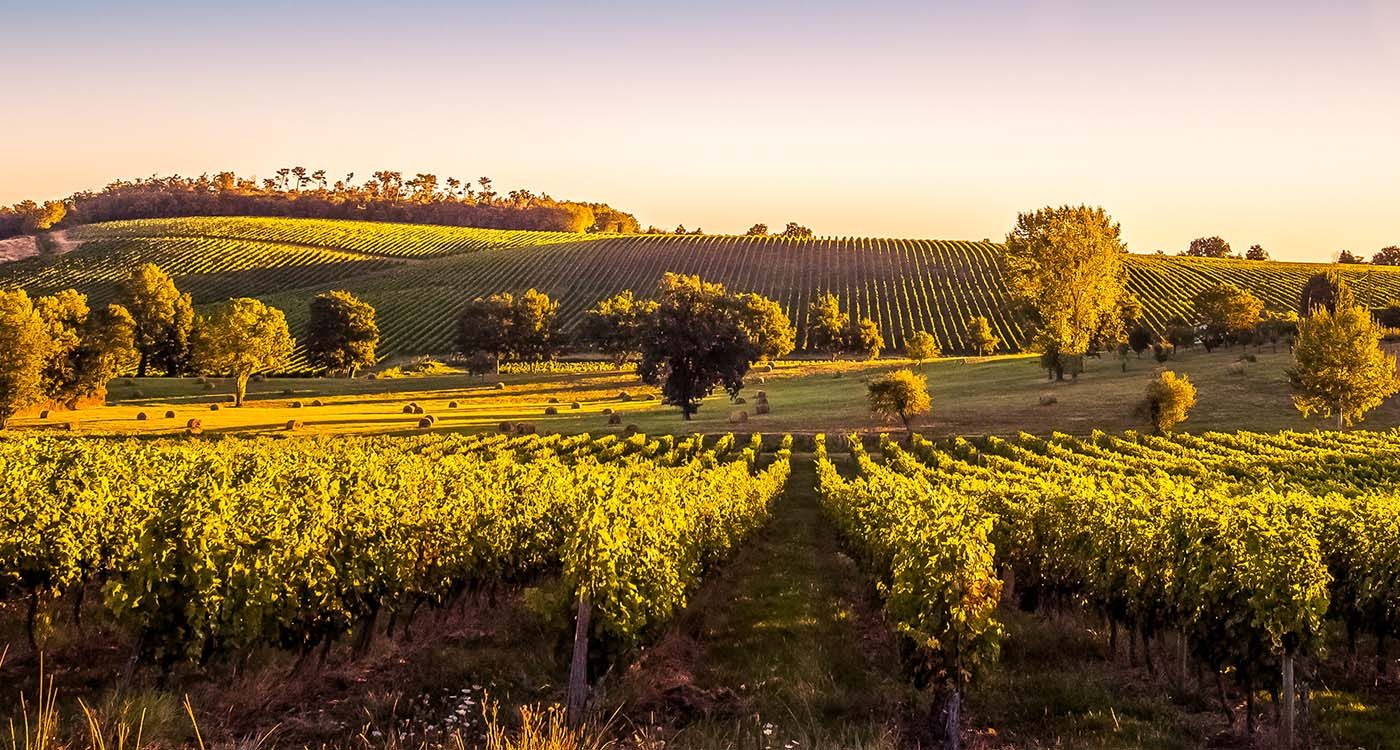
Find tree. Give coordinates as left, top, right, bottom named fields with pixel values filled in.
left=1372, top=246, right=1400, bottom=266
left=306, top=290, right=379, bottom=377
left=1141, top=370, right=1196, bottom=434
left=0, top=290, right=49, bottom=429
left=1002, top=205, right=1128, bottom=379
left=867, top=369, right=931, bottom=435
left=193, top=298, right=295, bottom=407
left=36, top=289, right=88, bottom=402
left=1299, top=272, right=1342, bottom=317
left=119, top=264, right=192, bottom=377
left=456, top=293, right=515, bottom=373
left=1287, top=282, right=1400, bottom=428
left=637, top=274, right=756, bottom=420
left=510, top=289, right=563, bottom=362
left=1127, top=324, right=1153, bottom=357
left=19, top=200, right=66, bottom=233
left=1246, top=244, right=1269, bottom=261
left=780, top=222, right=814, bottom=238
left=906, top=331, right=940, bottom=368
left=1338, top=250, right=1366, bottom=264
left=745, top=224, right=769, bottom=236
left=1192, top=283, right=1263, bottom=343
left=806, top=293, right=849, bottom=358
left=848, top=317, right=884, bottom=359
left=577, top=290, right=657, bottom=367
left=68, top=305, right=137, bottom=407
left=965, top=316, right=1000, bottom=356
left=733, top=292, right=795, bottom=363
left=1183, top=236, right=1232, bottom=258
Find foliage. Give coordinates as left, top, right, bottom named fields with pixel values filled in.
left=305, top=290, right=379, bottom=377
left=36, top=290, right=136, bottom=407
left=455, top=290, right=562, bottom=371
left=965, top=316, right=1000, bottom=356
left=637, top=274, right=756, bottom=420
left=1183, top=236, right=1232, bottom=258
left=193, top=298, right=295, bottom=407
left=745, top=223, right=768, bottom=236
left=576, top=290, right=657, bottom=367
left=1338, top=250, right=1366, bottom=264
left=1002, top=205, right=1128, bottom=372
left=1373, top=246, right=1400, bottom=266
left=905, top=330, right=940, bottom=365
left=1127, top=324, right=1153, bottom=356
left=779, top=222, right=813, bottom=238
left=0, top=290, right=49, bottom=429
left=1192, top=282, right=1263, bottom=341
left=848, top=317, right=884, bottom=359
left=118, top=264, right=193, bottom=377
left=1246, top=244, right=1269, bottom=261
left=1288, top=283, right=1400, bottom=427
left=806, top=293, right=849, bottom=357
left=1142, top=370, right=1196, bottom=433
left=867, top=369, right=931, bottom=431
left=1299, top=271, right=1342, bottom=317
left=733, top=292, right=795, bottom=363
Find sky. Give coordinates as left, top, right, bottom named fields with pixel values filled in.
left=2, top=0, right=1397, bottom=261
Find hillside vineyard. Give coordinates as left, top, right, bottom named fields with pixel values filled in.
left=7, top=216, right=1400, bottom=361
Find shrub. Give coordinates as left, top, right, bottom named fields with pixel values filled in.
left=1141, top=370, right=1197, bottom=433
left=1038, top=393, right=1057, bottom=406
left=867, top=369, right=932, bottom=432
left=545, top=406, right=558, bottom=415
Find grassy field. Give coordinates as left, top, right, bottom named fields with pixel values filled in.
left=12, top=345, right=1400, bottom=438
left=6, top=216, right=1400, bottom=362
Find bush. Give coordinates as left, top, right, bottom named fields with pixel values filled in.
left=164, top=410, right=176, bottom=419
left=545, top=406, right=558, bottom=415
left=285, top=419, right=302, bottom=431
left=1141, top=370, right=1197, bottom=433
left=570, top=401, right=581, bottom=410
left=608, top=413, right=622, bottom=425
left=1038, top=393, right=1058, bottom=406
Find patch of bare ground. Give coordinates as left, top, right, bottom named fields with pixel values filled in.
left=0, top=234, right=38, bottom=263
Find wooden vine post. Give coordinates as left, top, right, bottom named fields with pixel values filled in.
left=566, top=593, right=592, bottom=727
left=1282, top=651, right=1295, bottom=749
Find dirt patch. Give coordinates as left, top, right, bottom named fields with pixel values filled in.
left=0, top=235, right=38, bottom=264
left=43, top=229, right=80, bottom=256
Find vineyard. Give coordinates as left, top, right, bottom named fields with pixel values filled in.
left=5, top=217, right=1400, bottom=361
left=0, top=430, right=791, bottom=704
left=819, top=427, right=1400, bottom=744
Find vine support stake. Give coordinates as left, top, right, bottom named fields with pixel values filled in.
left=1282, top=653, right=1295, bottom=749
left=566, top=593, right=592, bottom=727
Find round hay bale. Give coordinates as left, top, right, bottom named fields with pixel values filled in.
left=285, top=419, right=302, bottom=431
left=281, top=388, right=294, bottom=396
left=1227, top=362, right=1246, bottom=376
left=602, top=407, right=614, bottom=415
left=642, top=394, right=655, bottom=401
left=186, top=418, right=202, bottom=430
left=39, top=410, right=49, bottom=419
left=122, top=378, right=135, bottom=386
left=61, top=422, right=74, bottom=432
left=494, top=382, right=506, bottom=390
left=402, top=404, right=417, bottom=414
left=209, top=404, right=220, bottom=411
left=164, top=410, right=176, bottom=419
left=195, top=376, right=208, bottom=385
left=498, top=421, right=513, bottom=433
left=608, top=413, right=622, bottom=425
left=623, top=424, right=640, bottom=435
left=728, top=410, right=749, bottom=424
left=136, top=412, right=148, bottom=421
left=569, top=401, right=581, bottom=410
left=225, top=395, right=237, bottom=403
left=544, top=406, right=559, bottom=415
left=1038, top=393, right=1058, bottom=406
left=412, top=404, right=425, bottom=415
left=515, top=422, right=536, bottom=435
left=291, top=401, right=303, bottom=409
left=765, top=363, right=775, bottom=372
left=755, top=402, right=771, bottom=415
left=366, top=373, right=378, bottom=381
left=734, top=397, right=747, bottom=405
left=547, top=397, right=560, bottom=404
left=417, top=416, right=435, bottom=429
left=618, top=392, right=633, bottom=402
left=448, top=401, right=459, bottom=409
left=251, top=374, right=265, bottom=383
left=311, top=399, right=323, bottom=407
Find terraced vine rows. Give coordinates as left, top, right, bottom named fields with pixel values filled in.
left=7, top=217, right=1400, bottom=361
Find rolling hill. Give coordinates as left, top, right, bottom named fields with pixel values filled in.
left=4, top=216, right=1399, bottom=362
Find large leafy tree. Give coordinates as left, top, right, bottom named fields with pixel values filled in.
left=806, top=293, right=849, bottom=358
left=1372, top=246, right=1400, bottom=266
left=1245, top=244, right=1269, bottom=261
left=905, top=331, right=940, bottom=367
left=0, top=290, right=49, bottom=429
left=1183, top=236, right=1232, bottom=258
left=1192, top=283, right=1263, bottom=342
left=1298, top=271, right=1342, bottom=317
left=510, top=288, right=562, bottom=362
left=577, top=290, right=657, bottom=368
left=193, top=298, right=295, bottom=407
left=733, top=292, right=795, bottom=363
left=1287, top=282, right=1400, bottom=428
left=965, top=316, right=1000, bottom=356
left=306, top=290, right=379, bottom=377
left=867, top=368, right=931, bottom=434
left=638, top=273, right=756, bottom=420
left=1002, top=205, right=1128, bottom=379
left=455, top=293, right=515, bottom=374
left=36, top=290, right=137, bottom=408
left=847, top=317, right=884, bottom=359
left=119, top=264, right=193, bottom=377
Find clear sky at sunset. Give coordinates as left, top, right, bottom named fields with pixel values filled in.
left=3, top=0, right=1397, bottom=261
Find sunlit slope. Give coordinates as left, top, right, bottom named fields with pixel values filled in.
left=6, top=216, right=1400, bottom=359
